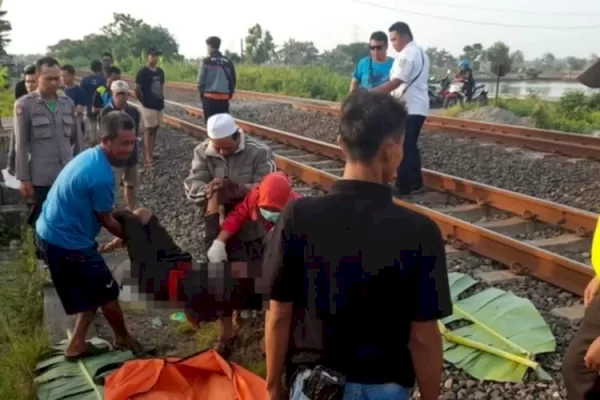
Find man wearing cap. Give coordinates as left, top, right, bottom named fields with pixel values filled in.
left=135, top=47, right=165, bottom=168
left=99, top=80, right=142, bottom=210
left=91, top=66, right=122, bottom=145
left=183, top=112, right=276, bottom=357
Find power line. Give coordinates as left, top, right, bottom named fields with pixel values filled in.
left=352, top=0, right=600, bottom=30
left=384, top=0, right=600, bottom=17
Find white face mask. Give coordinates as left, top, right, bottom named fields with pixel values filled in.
left=259, top=208, right=280, bottom=223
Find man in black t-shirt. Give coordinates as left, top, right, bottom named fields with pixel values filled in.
left=134, top=47, right=165, bottom=168
left=99, top=80, right=141, bottom=210
left=263, top=91, right=452, bottom=400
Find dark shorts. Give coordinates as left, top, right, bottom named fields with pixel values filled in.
left=200, top=97, right=230, bottom=124
left=184, top=214, right=264, bottom=322
left=36, top=234, right=120, bottom=315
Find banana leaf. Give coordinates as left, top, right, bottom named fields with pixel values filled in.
left=35, top=337, right=135, bottom=400
left=441, top=272, right=556, bottom=382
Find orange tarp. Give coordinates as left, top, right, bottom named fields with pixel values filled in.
left=104, top=349, right=267, bottom=400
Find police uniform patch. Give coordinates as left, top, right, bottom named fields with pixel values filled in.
left=15, top=105, right=23, bottom=115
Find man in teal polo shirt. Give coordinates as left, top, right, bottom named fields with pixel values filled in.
left=349, top=31, right=394, bottom=92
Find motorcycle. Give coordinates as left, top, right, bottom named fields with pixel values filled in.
left=443, top=78, right=465, bottom=109
left=471, top=83, right=489, bottom=106
left=429, top=71, right=453, bottom=108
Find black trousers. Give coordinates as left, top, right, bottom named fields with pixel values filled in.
left=563, top=294, right=600, bottom=400
left=395, top=115, right=426, bottom=193
left=200, top=97, right=230, bottom=124
left=27, top=186, right=51, bottom=260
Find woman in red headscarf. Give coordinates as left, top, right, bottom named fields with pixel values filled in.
left=206, top=172, right=301, bottom=262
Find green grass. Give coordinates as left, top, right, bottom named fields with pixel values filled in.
left=71, top=56, right=600, bottom=134
left=444, top=93, right=600, bottom=134
left=174, top=318, right=266, bottom=377
left=72, top=56, right=350, bottom=102
left=0, top=228, right=49, bottom=400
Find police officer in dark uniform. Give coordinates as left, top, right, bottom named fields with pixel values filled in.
left=14, top=57, right=81, bottom=259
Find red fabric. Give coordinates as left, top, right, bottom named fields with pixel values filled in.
left=168, top=261, right=192, bottom=302
left=220, top=184, right=301, bottom=237
left=221, top=186, right=260, bottom=235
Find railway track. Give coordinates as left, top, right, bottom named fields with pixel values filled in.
left=76, top=70, right=600, bottom=160
left=74, top=69, right=593, bottom=398
left=148, top=98, right=597, bottom=297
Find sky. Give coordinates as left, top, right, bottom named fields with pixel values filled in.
left=5, top=0, right=600, bottom=59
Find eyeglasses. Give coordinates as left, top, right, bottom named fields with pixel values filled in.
left=370, top=45, right=383, bottom=50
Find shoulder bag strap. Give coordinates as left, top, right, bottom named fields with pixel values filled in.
left=399, top=49, right=425, bottom=97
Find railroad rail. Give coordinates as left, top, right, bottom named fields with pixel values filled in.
left=76, top=69, right=600, bottom=160
left=147, top=98, right=598, bottom=297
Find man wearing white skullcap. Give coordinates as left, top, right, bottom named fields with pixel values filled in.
left=183, top=113, right=276, bottom=358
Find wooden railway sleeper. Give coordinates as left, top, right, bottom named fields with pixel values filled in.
left=476, top=197, right=490, bottom=207
left=509, top=262, right=530, bottom=276
left=448, top=236, right=469, bottom=251
left=522, top=210, right=537, bottom=220
left=576, top=226, right=590, bottom=237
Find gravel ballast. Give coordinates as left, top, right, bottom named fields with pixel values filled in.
left=164, top=97, right=600, bottom=214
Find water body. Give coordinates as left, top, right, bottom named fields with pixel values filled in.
left=482, top=80, right=599, bottom=101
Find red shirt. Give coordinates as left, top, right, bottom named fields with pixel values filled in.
left=221, top=186, right=302, bottom=236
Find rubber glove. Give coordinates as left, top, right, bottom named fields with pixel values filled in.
left=207, top=240, right=228, bottom=262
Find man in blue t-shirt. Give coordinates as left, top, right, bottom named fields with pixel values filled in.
left=35, top=111, right=142, bottom=360
left=350, top=31, right=394, bottom=92
left=79, top=60, right=106, bottom=145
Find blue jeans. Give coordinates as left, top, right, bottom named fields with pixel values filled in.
left=290, top=369, right=411, bottom=400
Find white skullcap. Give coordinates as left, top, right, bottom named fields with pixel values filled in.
left=110, top=80, right=129, bottom=93
left=207, top=113, right=239, bottom=139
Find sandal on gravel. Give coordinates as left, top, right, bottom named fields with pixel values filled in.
left=64, top=342, right=111, bottom=362
left=214, top=335, right=237, bottom=360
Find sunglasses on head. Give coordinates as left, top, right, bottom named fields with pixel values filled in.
left=370, top=45, right=383, bottom=50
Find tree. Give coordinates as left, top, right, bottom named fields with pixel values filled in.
left=333, top=42, right=370, bottom=65
left=319, top=49, right=353, bottom=73
left=0, top=10, right=12, bottom=56
left=426, top=47, right=456, bottom=70
left=565, top=56, right=587, bottom=72
left=485, top=41, right=512, bottom=77
left=278, top=39, right=319, bottom=65
left=47, top=13, right=180, bottom=62
left=224, top=50, right=241, bottom=64
left=461, top=43, right=484, bottom=71
left=509, top=50, right=525, bottom=71
left=540, top=52, right=557, bottom=72
left=244, top=24, right=276, bottom=64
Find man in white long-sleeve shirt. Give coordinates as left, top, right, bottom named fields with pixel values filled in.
left=183, top=113, right=275, bottom=358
